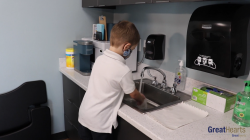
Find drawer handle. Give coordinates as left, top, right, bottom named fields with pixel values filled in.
left=67, top=99, right=73, bottom=104
left=88, top=6, right=94, bottom=7
left=135, top=2, right=146, bottom=4
left=67, top=99, right=79, bottom=108
left=155, top=1, right=169, bottom=3
left=69, top=120, right=79, bottom=131
left=99, top=5, right=105, bottom=7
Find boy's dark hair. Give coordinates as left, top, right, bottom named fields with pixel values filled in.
left=110, top=21, right=140, bottom=47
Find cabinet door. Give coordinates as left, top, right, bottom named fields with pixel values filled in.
left=121, top=0, right=152, bottom=5
left=98, top=0, right=120, bottom=6
left=82, top=0, right=98, bottom=7
left=65, top=115, right=81, bottom=140
left=114, top=116, right=152, bottom=140
left=63, top=75, right=80, bottom=108
left=79, top=88, right=86, bottom=105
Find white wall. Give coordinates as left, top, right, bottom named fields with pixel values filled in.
left=113, top=2, right=250, bottom=93
left=0, top=0, right=113, bottom=133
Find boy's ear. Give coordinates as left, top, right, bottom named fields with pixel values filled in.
left=123, top=42, right=132, bottom=50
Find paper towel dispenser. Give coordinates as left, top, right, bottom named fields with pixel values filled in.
left=186, top=4, right=250, bottom=78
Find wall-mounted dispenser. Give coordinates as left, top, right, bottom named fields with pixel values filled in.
left=186, top=4, right=250, bottom=78
left=145, top=34, right=165, bottom=60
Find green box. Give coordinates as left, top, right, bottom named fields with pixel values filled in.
left=192, top=88, right=207, bottom=105
left=192, top=87, right=236, bottom=113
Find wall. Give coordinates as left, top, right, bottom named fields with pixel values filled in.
left=0, top=0, right=113, bottom=133
left=114, top=1, right=250, bottom=93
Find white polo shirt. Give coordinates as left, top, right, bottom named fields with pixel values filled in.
left=78, top=49, right=135, bottom=133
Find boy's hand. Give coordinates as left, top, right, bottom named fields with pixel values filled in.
left=138, top=93, right=146, bottom=105
left=129, top=89, right=146, bottom=105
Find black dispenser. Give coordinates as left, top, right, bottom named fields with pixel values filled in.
left=145, top=34, right=165, bottom=60
left=186, top=4, right=250, bottom=78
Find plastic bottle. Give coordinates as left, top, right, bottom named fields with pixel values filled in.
left=174, top=60, right=187, bottom=91
left=232, top=81, right=250, bottom=127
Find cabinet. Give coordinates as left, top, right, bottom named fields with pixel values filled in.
left=98, top=0, right=120, bottom=6
left=120, top=0, right=152, bottom=5
left=114, top=116, right=152, bottom=140
left=82, top=0, right=97, bottom=7
left=63, top=75, right=85, bottom=140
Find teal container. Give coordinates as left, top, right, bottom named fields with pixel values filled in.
left=232, top=81, right=250, bottom=127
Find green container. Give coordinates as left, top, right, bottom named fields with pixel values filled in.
left=232, top=81, right=250, bottom=127
left=191, top=86, right=236, bottom=113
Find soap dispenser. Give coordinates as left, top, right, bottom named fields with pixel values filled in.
left=174, top=60, right=186, bottom=91
left=232, top=81, right=250, bottom=127
left=145, top=34, right=165, bottom=60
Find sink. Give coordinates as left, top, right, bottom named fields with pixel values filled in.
left=122, top=78, right=191, bottom=113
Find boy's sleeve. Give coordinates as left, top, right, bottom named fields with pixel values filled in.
left=120, top=71, right=135, bottom=94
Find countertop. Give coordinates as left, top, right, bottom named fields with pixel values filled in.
left=59, top=62, right=250, bottom=140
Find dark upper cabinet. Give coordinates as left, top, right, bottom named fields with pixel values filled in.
left=98, top=0, right=120, bottom=6
left=120, top=0, right=152, bottom=5
left=83, top=0, right=229, bottom=8
left=170, top=0, right=201, bottom=1
left=82, top=0, right=98, bottom=7
left=153, top=0, right=201, bottom=2
left=152, top=0, right=169, bottom=3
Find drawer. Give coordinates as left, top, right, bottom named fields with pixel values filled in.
left=63, top=75, right=81, bottom=107
left=79, top=88, right=86, bottom=105
left=64, top=96, right=79, bottom=126
left=65, top=115, right=81, bottom=140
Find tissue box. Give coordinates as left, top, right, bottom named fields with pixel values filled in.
left=192, top=86, right=236, bottom=113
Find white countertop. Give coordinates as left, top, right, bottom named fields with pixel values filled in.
left=59, top=64, right=250, bottom=140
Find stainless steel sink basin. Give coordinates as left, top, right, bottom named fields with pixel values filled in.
left=123, top=78, right=191, bottom=113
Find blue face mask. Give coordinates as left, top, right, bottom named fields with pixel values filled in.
left=123, top=49, right=132, bottom=59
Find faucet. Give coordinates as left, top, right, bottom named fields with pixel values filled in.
left=140, top=67, right=167, bottom=90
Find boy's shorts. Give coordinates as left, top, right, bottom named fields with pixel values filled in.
left=78, top=123, right=114, bottom=140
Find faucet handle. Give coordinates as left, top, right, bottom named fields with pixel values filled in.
left=173, top=83, right=177, bottom=88
left=170, top=83, right=178, bottom=95
left=160, top=79, right=167, bottom=89
left=151, top=78, right=158, bottom=87
left=160, top=82, right=166, bottom=90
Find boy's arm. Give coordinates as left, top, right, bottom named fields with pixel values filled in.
left=129, top=89, right=145, bottom=105
left=120, top=71, right=145, bottom=105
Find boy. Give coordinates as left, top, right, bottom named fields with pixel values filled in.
left=78, top=21, right=145, bottom=140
